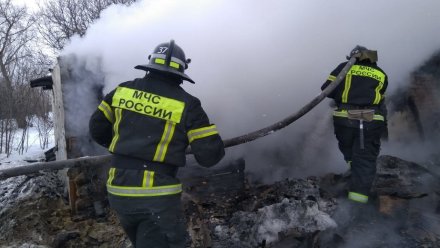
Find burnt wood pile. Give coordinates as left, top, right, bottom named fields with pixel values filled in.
left=1, top=155, right=440, bottom=247
left=182, top=159, right=338, bottom=248
left=318, top=155, right=440, bottom=248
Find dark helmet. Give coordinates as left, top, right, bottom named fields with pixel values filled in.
left=135, top=40, right=195, bottom=84
left=346, top=45, right=378, bottom=62
left=346, top=45, right=368, bottom=59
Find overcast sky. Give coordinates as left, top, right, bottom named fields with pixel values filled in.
left=58, top=0, right=440, bottom=182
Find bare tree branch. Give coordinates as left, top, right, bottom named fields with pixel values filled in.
left=0, top=0, right=52, bottom=155
left=0, top=0, right=36, bottom=90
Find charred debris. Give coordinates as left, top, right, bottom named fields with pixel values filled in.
left=1, top=154, right=439, bottom=247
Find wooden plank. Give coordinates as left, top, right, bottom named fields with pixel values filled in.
left=51, top=63, right=67, bottom=161
left=378, top=195, right=409, bottom=217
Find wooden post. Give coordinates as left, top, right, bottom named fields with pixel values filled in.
left=68, top=179, right=77, bottom=215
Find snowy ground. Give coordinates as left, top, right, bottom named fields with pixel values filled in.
left=0, top=124, right=56, bottom=218
left=0, top=126, right=55, bottom=170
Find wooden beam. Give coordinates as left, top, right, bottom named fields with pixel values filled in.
left=0, top=155, right=112, bottom=180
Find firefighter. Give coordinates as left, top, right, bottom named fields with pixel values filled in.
left=89, top=40, right=225, bottom=247
left=321, top=45, right=388, bottom=205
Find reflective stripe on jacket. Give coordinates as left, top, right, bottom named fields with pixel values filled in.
left=106, top=167, right=182, bottom=197
left=89, top=72, right=225, bottom=168
left=89, top=72, right=225, bottom=198
left=321, top=61, right=388, bottom=106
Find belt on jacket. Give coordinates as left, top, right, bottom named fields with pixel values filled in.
left=336, top=103, right=380, bottom=112
left=337, top=103, right=380, bottom=111
left=112, top=155, right=178, bottom=177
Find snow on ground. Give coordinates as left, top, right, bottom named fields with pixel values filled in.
left=0, top=122, right=56, bottom=217
left=0, top=125, right=55, bottom=170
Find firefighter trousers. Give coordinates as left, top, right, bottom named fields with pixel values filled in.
left=334, top=123, right=384, bottom=200
left=108, top=193, right=187, bottom=248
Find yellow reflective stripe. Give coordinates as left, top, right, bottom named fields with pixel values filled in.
left=153, top=121, right=176, bottom=162
left=109, top=108, right=122, bottom=152
left=342, top=74, right=352, bottom=103
left=333, top=110, right=384, bottom=121
left=373, top=82, right=385, bottom=104
left=187, top=125, right=219, bottom=143
left=327, top=75, right=336, bottom=82
left=374, top=115, right=385, bottom=121
left=333, top=110, right=349, bottom=118
left=155, top=58, right=180, bottom=69
left=142, top=170, right=155, bottom=188
left=107, top=168, right=116, bottom=185
left=98, top=101, right=114, bottom=123
left=349, top=65, right=385, bottom=83
left=142, top=170, right=149, bottom=187
left=348, top=191, right=368, bottom=203
left=169, top=61, right=180, bottom=69
left=148, top=171, right=154, bottom=187
left=107, top=183, right=182, bottom=197
left=112, top=86, right=185, bottom=123
left=155, top=58, right=165, bottom=65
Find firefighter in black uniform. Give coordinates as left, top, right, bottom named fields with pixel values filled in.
left=89, top=40, right=225, bottom=247
left=321, top=45, right=388, bottom=205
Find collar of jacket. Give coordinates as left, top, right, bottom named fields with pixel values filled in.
left=145, top=71, right=184, bottom=85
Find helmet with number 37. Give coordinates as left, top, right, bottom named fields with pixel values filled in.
left=135, top=40, right=195, bottom=84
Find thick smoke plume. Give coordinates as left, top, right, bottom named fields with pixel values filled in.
left=62, top=0, right=440, bottom=182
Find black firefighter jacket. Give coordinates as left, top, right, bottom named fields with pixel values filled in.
left=321, top=60, right=389, bottom=129
left=89, top=72, right=225, bottom=197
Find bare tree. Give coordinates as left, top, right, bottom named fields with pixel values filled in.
left=0, top=0, right=33, bottom=155
left=38, top=0, right=136, bottom=51
left=35, top=107, right=54, bottom=150
left=0, top=0, right=34, bottom=91
left=1, top=0, right=137, bottom=156
left=0, top=0, right=52, bottom=156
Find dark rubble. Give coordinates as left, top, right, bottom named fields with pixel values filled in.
left=0, top=155, right=439, bottom=248
left=0, top=159, right=337, bottom=248
left=184, top=175, right=337, bottom=247
left=319, top=155, right=440, bottom=248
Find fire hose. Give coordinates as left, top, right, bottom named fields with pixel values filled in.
left=0, top=57, right=359, bottom=180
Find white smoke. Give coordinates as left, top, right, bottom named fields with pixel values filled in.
left=62, top=0, right=440, bottom=181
